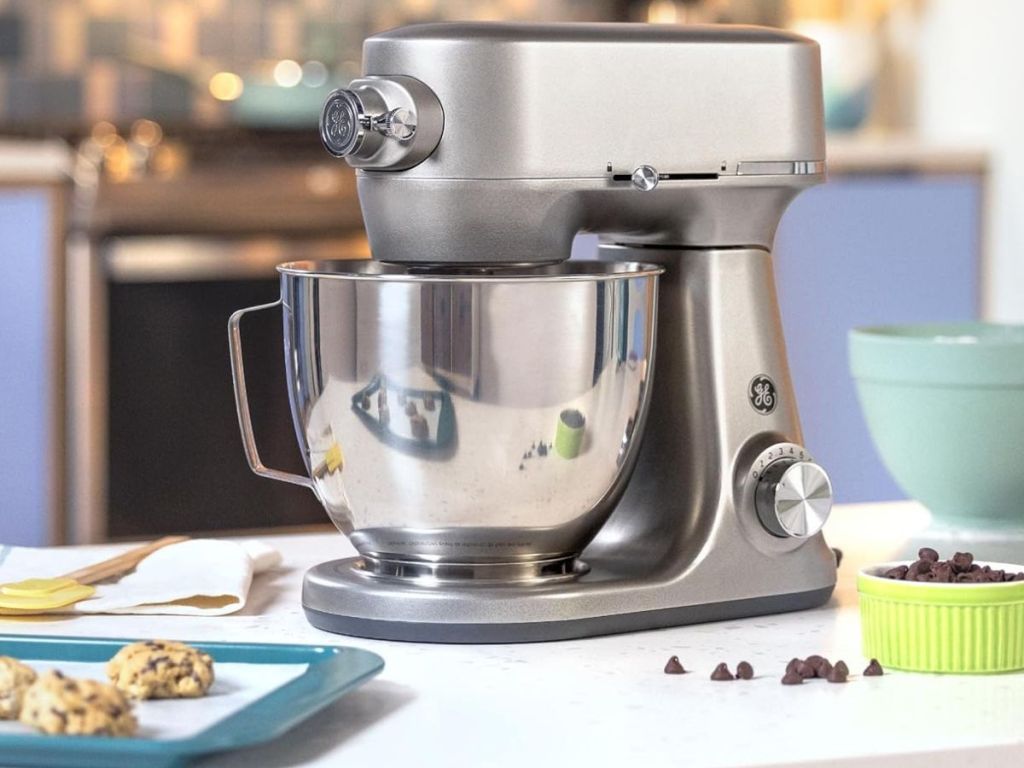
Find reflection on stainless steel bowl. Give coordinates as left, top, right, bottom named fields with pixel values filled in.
left=251, top=260, right=662, bottom=578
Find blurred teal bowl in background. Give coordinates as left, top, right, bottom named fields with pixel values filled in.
left=850, top=323, right=1024, bottom=528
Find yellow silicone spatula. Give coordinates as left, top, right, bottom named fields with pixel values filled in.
left=0, top=535, right=188, bottom=615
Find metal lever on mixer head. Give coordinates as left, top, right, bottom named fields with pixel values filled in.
left=320, top=76, right=443, bottom=171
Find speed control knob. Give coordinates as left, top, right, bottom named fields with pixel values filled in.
left=755, top=459, right=833, bottom=538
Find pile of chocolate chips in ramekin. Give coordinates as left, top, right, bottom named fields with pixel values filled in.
left=884, top=548, right=1024, bottom=583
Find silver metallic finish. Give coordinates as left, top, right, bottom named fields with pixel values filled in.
left=298, top=247, right=837, bottom=639
left=326, top=22, right=825, bottom=263
left=756, top=460, right=833, bottom=538
left=357, top=555, right=587, bottom=585
left=378, top=108, right=416, bottom=141
left=319, top=76, right=442, bottom=170
left=319, top=89, right=369, bottom=159
left=247, top=259, right=661, bottom=571
left=228, top=301, right=316, bottom=490
left=736, top=160, right=826, bottom=176
left=631, top=165, right=659, bottom=191
left=231, top=22, right=840, bottom=640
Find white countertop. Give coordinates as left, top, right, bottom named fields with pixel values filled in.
left=4, top=500, right=1023, bottom=768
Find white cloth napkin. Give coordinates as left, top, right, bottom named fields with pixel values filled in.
left=0, top=539, right=282, bottom=615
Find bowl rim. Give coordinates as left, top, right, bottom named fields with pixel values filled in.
left=850, top=322, right=1024, bottom=347
left=277, top=259, right=665, bottom=283
left=858, top=560, right=1024, bottom=603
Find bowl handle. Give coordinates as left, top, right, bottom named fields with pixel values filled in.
left=228, top=300, right=314, bottom=489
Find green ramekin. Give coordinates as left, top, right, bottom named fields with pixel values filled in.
left=859, top=562, right=1024, bottom=673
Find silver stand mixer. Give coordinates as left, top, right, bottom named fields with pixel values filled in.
left=229, top=22, right=837, bottom=642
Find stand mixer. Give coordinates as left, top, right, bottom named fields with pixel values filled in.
left=229, top=22, right=837, bottom=642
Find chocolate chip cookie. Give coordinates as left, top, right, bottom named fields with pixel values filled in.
left=107, top=640, right=214, bottom=699
left=19, top=670, right=136, bottom=736
left=0, top=656, right=37, bottom=719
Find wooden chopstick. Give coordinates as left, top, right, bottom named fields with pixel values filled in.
left=60, top=536, right=189, bottom=585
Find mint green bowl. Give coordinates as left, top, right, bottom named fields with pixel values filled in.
left=849, top=323, right=1024, bottom=528
left=859, top=562, right=1024, bottom=672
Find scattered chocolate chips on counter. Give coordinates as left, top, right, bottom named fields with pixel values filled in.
left=781, top=656, right=855, bottom=685
left=863, top=659, right=884, bottom=677
left=664, top=656, right=686, bottom=675
left=884, top=549, right=1024, bottom=583
left=660, top=655, right=879, bottom=686
left=710, top=663, right=734, bottom=681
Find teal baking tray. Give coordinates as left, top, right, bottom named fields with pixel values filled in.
left=0, top=634, right=384, bottom=768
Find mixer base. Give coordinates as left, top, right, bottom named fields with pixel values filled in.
left=301, top=556, right=835, bottom=643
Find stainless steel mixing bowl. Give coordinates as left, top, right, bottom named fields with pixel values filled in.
left=229, top=260, right=662, bottom=581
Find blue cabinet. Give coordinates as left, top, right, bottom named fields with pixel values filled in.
left=775, top=174, right=982, bottom=502
left=0, top=188, right=58, bottom=545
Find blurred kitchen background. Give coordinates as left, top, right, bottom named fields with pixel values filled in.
left=0, top=0, right=1017, bottom=545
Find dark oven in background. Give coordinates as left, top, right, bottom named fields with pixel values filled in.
left=67, top=129, right=367, bottom=541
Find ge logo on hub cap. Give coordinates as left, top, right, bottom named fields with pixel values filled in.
left=748, top=375, right=777, bottom=415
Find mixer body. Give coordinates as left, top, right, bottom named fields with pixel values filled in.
left=230, top=22, right=838, bottom=641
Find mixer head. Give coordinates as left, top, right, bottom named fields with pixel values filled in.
left=320, top=22, right=826, bottom=265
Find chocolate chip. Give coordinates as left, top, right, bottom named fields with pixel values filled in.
left=710, top=662, right=734, bottom=681
left=918, top=547, right=939, bottom=562
left=537, top=443, right=548, bottom=457
left=863, top=659, right=884, bottom=676
left=803, top=655, right=832, bottom=678
left=884, top=565, right=909, bottom=580
left=518, top=463, right=524, bottom=471
left=826, top=664, right=848, bottom=683
left=781, top=670, right=804, bottom=685
left=795, top=661, right=815, bottom=679
left=735, top=661, right=753, bottom=680
left=931, top=562, right=953, bottom=582
left=785, top=658, right=801, bottom=674
left=833, top=660, right=849, bottom=677
left=951, top=552, right=974, bottom=573
left=664, top=656, right=686, bottom=674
